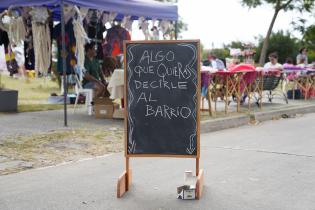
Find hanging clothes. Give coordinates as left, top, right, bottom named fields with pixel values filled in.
left=0, top=29, right=9, bottom=48
left=73, top=9, right=88, bottom=69
left=0, top=13, right=26, bottom=46
left=23, top=16, right=35, bottom=70
left=84, top=10, right=106, bottom=59
left=0, top=12, right=22, bottom=76
left=30, top=7, right=51, bottom=76
left=9, top=17, right=26, bottom=46
left=103, top=25, right=131, bottom=57
left=32, top=22, right=51, bottom=76
left=53, top=20, right=76, bottom=76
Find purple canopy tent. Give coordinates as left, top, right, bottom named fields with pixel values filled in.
left=1, top=0, right=178, bottom=126
left=0, top=0, right=178, bottom=20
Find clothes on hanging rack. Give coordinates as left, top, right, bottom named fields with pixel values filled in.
left=0, top=29, right=9, bottom=48
left=103, top=25, right=130, bottom=57
left=53, top=20, right=76, bottom=76
left=84, top=10, right=106, bottom=60
left=23, top=15, right=35, bottom=70
left=72, top=6, right=89, bottom=76
left=0, top=27, right=18, bottom=76
left=30, top=7, right=51, bottom=76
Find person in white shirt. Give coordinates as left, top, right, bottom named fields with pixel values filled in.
left=263, top=52, right=282, bottom=71
left=207, top=51, right=225, bottom=70
left=296, top=47, right=308, bottom=65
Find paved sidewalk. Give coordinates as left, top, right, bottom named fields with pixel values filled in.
left=0, top=113, right=315, bottom=210
left=1, top=99, right=315, bottom=141
left=0, top=108, right=123, bottom=142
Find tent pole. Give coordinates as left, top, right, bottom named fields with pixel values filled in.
left=175, top=21, right=178, bottom=40
left=61, top=0, right=68, bottom=127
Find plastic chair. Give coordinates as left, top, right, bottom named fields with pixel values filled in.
left=255, top=72, right=288, bottom=105
left=73, top=74, right=94, bottom=115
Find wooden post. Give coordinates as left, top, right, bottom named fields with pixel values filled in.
left=117, top=157, right=132, bottom=198
left=195, top=169, right=204, bottom=199
left=237, top=74, right=241, bottom=112
left=259, top=73, right=263, bottom=110
left=207, top=88, right=212, bottom=116
left=126, top=157, right=130, bottom=190
left=225, top=76, right=228, bottom=114
left=196, top=157, right=199, bottom=176
left=248, top=82, right=251, bottom=112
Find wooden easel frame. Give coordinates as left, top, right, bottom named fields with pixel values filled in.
left=117, top=40, right=203, bottom=199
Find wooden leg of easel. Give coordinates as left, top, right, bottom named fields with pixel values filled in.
left=225, top=77, right=228, bottom=114
left=117, top=158, right=132, bottom=198
left=196, top=158, right=199, bottom=176
left=207, top=89, right=212, bottom=117
left=195, top=169, right=204, bottom=200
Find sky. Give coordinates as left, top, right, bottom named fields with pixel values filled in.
left=177, top=0, right=311, bottom=49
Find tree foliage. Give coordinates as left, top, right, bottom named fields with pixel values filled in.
left=303, top=25, right=315, bottom=50
left=255, top=30, right=301, bottom=64
left=241, top=0, right=315, bottom=66
left=223, top=41, right=243, bottom=49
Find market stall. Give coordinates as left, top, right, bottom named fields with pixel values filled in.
left=0, top=0, right=178, bottom=126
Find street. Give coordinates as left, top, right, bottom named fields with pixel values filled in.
left=1, top=113, right=315, bottom=210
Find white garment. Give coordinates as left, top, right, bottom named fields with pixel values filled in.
left=263, top=62, right=283, bottom=71
left=0, top=13, right=26, bottom=46
left=11, top=45, right=25, bottom=67
left=9, top=17, right=26, bottom=45
left=73, top=6, right=89, bottom=70
left=138, top=17, right=149, bottom=40
left=31, top=7, right=51, bottom=76
left=296, top=54, right=308, bottom=65
left=211, top=60, right=217, bottom=69
left=29, top=7, right=49, bottom=24
left=122, top=15, right=133, bottom=32
left=107, top=69, right=124, bottom=99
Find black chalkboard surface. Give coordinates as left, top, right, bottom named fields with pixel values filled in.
left=124, top=40, right=200, bottom=157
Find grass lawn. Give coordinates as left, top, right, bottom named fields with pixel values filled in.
left=1, top=74, right=66, bottom=112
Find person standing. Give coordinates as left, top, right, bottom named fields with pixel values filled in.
left=296, top=47, right=308, bottom=65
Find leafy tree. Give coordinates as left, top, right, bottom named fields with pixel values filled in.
left=303, top=25, right=315, bottom=62
left=242, top=0, right=315, bottom=66
left=254, top=30, right=300, bottom=64
left=223, top=41, right=243, bottom=49
left=303, top=25, right=315, bottom=50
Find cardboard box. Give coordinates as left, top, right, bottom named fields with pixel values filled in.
left=177, top=185, right=196, bottom=200
left=94, top=97, right=113, bottom=105
left=95, top=104, right=114, bottom=119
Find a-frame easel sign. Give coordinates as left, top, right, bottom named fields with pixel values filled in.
left=117, top=40, right=204, bottom=199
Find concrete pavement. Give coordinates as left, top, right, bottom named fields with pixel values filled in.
left=1, top=113, right=315, bottom=210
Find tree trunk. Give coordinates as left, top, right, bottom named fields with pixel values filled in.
left=258, top=9, right=280, bottom=66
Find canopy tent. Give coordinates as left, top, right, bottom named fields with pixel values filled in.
left=1, top=0, right=178, bottom=126
left=0, top=0, right=178, bottom=21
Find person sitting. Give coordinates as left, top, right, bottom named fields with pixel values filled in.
left=82, top=42, right=106, bottom=98
left=264, top=52, right=282, bottom=71
left=283, top=57, right=294, bottom=67
left=205, top=51, right=225, bottom=70
left=102, top=56, right=118, bottom=78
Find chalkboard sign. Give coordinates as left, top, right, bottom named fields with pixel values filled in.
left=124, top=40, right=200, bottom=157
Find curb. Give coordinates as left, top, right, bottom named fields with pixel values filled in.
left=200, top=104, right=315, bottom=133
